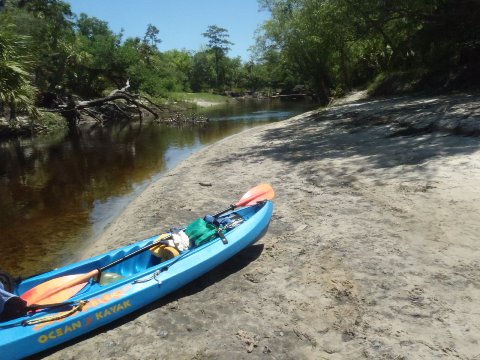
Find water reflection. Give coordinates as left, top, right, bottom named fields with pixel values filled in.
left=0, top=99, right=316, bottom=276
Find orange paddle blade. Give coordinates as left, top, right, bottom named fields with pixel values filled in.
left=24, top=282, right=88, bottom=306
left=21, top=270, right=98, bottom=306
left=235, top=183, right=274, bottom=207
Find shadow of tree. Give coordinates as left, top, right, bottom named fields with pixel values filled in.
left=210, top=93, right=480, bottom=187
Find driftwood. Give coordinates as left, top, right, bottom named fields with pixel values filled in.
left=75, top=91, right=165, bottom=122
left=45, top=88, right=168, bottom=130
left=41, top=84, right=209, bottom=131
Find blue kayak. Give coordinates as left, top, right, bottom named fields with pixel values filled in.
left=0, top=200, right=273, bottom=359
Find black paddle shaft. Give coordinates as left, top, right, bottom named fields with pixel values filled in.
left=97, top=203, right=237, bottom=277
left=213, top=205, right=235, bottom=218
left=98, top=240, right=170, bottom=274
left=98, top=204, right=235, bottom=275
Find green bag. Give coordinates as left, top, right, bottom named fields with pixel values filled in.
left=185, top=218, right=218, bottom=246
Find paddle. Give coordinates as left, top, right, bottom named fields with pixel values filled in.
left=213, top=183, right=275, bottom=217
left=21, top=183, right=275, bottom=306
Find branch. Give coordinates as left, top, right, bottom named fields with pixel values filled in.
left=77, top=91, right=159, bottom=119
left=82, top=108, right=104, bottom=123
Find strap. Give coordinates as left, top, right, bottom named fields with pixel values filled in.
left=22, top=300, right=89, bottom=326
left=26, top=300, right=77, bottom=311
left=217, top=229, right=228, bottom=244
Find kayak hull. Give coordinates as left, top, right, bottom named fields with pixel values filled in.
left=0, top=201, right=273, bottom=359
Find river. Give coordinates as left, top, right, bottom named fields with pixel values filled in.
left=0, top=99, right=316, bottom=277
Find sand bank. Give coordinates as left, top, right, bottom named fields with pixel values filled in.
left=45, top=93, right=480, bottom=359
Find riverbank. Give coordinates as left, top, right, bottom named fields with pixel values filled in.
left=0, top=93, right=229, bottom=139
left=169, top=92, right=234, bottom=108
left=0, top=113, right=66, bottom=139
left=43, top=92, right=480, bottom=359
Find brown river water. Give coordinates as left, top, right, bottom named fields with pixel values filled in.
left=0, top=100, right=316, bottom=278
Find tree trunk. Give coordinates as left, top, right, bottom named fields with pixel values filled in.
left=340, top=47, right=352, bottom=91
left=9, top=102, right=17, bottom=123
left=314, top=76, right=330, bottom=105
left=65, top=96, right=79, bottom=133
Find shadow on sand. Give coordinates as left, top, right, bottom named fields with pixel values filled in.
left=211, top=93, right=480, bottom=187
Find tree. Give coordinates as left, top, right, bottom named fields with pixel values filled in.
left=143, top=24, right=161, bottom=49
left=162, top=49, right=193, bottom=91
left=256, top=0, right=334, bottom=103
left=190, top=49, right=216, bottom=92
left=14, top=0, right=75, bottom=92
left=256, top=0, right=463, bottom=101
left=68, top=14, right=123, bottom=97
left=202, top=25, right=233, bottom=90
left=0, top=26, right=38, bottom=121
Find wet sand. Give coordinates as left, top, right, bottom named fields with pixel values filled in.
left=43, top=92, right=480, bottom=359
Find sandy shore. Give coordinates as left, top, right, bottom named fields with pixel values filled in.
left=42, top=93, right=480, bottom=359
left=193, top=99, right=225, bottom=107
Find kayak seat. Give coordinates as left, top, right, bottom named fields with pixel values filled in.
left=105, top=249, right=162, bottom=278
left=151, top=245, right=180, bottom=262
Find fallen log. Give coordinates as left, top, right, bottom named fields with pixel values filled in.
left=43, top=89, right=168, bottom=131
left=75, top=91, right=159, bottom=119
left=40, top=86, right=210, bottom=131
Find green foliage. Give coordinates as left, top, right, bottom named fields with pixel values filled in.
left=143, top=24, right=161, bottom=49
left=190, top=50, right=216, bottom=92
left=67, top=13, right=122, bottom=97
left=1, top=0, right=295, bottom=118
left=367, top=70, right=427, bottom=97
left=9, top=0, right=75, bottom=92
left=161, top=50, right=193, bottom=91
left=202, top=25, right=233, bottom=53
left=202, top=25, right=234, bottom=91
left=37, top=110, right=66, bottom=131
left=256, top=0, right=480, bottom=101
left=0, top=24, right=38, bottom=120
left=3, top=0, right=475, bottom=121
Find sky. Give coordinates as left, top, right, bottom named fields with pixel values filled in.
left=66, top=0, right=271, bottom=61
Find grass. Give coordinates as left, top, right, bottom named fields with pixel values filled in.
left=37, top=111, right=67, bottom=131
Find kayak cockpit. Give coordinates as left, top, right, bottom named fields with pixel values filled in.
left=15, top=207, right=258, bottom=296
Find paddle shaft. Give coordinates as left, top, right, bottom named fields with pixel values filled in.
left=213, top=186, right=273, bottom=218
left=22, top=201, right=241, bottom=304
left=22, top=217, right=222, bottom=304
left=212, top=205, right=235, bottom=218
left=23, top=214, right=222, bottom=303
left=73, top=194, right=264, bottom=280
left=98, top=240, right=170, bottom=274
left=90, top=199, right=244, bottom=276
left=21, top=184, right=274, bottom=306
left=100, top=194, right=260, bottom=271
left=19, top=239, right=169, bottom=306
left=24, top=184, right=272, bottom=281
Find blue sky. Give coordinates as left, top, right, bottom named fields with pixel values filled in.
left=66, top=0, right=271, bottom=61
